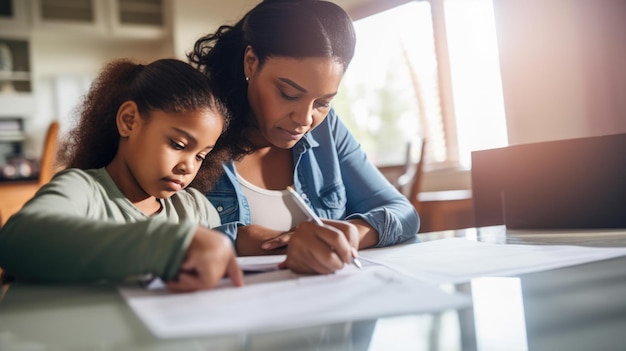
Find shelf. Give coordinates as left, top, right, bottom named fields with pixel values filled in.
left=0, top=0, right=29, bottom=34
left=0, top=133, right=26, bottom=142
left=33, top=0, right=167, bottom=39
left=0, top=71, right=30, bottom=82
left=0, top=94, right=36, bottom=116
left=118, top=0, right=163, bottom=26
left=0, top=38, right=31, bottom=94
left=0, top=118, right=25, bottom=142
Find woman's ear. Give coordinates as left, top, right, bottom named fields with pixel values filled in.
left=243, top=45, right=258, bottom=80
left=116, top=101, right=139, bottom=137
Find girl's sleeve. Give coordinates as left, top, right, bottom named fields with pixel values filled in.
left=0, top=170, right=195, bottom=283
left=329, top=112, right=421, bottom=247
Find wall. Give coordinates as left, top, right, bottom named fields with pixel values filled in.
left=4, top=0, right=626, bottom=192
left=170, top=0, right=258, bottom=60
left=2, top=0, right=174, bottom=158
left=30, top=35, right=170, bottom=155
left=13, top=0, right=260, bottom=158
left=493, top=0, right=626, bottom=145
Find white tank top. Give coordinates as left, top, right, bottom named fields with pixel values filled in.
left=237, top=172, right=308, bottom=231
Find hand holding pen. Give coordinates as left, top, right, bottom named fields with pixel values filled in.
left=285, top=186, right=363, bottom=271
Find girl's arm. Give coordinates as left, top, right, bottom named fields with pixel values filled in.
left=0, top=169, right=193, bottom=283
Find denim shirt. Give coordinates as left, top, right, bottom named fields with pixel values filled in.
left=206, top=109, right=420, bottom=248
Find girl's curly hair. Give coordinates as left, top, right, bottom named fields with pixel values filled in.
left=58, top=58, right=233, bottom=191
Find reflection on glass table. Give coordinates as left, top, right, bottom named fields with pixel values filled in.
left=1, top=225, right=626, bottom=351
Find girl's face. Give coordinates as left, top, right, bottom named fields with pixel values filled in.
left=119, top=105, right=224, bottom=200
left=244, top=50, right=344, bottom=149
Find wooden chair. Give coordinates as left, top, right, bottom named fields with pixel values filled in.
left=396, top=137, right=427, bottom=213
left=38, top=121, right=61, bottom=186
left=397, top=138, right=474, bottom=232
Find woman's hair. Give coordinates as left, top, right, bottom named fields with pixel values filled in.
left=188, top=0, right=357, bottom=158
left=58, top=58, right=232, bottom=191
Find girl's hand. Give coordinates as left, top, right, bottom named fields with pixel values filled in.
left=167, top=227, right=244, bottom=292
left=278, top=220, right=359, bottom=274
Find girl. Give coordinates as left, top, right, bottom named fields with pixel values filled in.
left=189, top=0, right=420, bottom=274
left=0, top=58, right=244, bottom=291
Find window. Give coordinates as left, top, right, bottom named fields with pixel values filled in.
left=334, top=0, right=508, bottom=169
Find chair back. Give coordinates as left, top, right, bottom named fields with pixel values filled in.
left=38, top=121, right=60, bottom=186
left=396, top=137, right=426, bottom=211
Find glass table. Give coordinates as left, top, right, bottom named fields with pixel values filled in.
left=1, top=225, right=626, bottom=351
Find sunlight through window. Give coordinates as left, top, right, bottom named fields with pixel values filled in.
left=445, top=0, right=508, bottom=167
left=335, top=0, right=508, bottom=169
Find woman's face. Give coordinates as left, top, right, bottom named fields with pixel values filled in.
left=244, top=49, right=344, bottom=149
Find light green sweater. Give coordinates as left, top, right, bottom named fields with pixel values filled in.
left=0, top=168, right=221, bottom=283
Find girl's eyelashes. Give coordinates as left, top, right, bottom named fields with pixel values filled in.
left=171, top=137, right=212, bottom=162
left=170, top=139, right=185, bottom=150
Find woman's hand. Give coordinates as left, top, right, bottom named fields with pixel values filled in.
left=236, top=224, right=290, bottom=256
left=167, top=227, right=244, bottom=292
left=321, top=219, right=361, bottom=249
left=278, top=220, right=359, bottom=274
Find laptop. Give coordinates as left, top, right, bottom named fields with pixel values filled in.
left=471, top=133, right=626, bottom=229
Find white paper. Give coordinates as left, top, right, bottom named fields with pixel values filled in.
left=121, top=237, right=626, bottom=338
left=237, top=255, right=285, bottom=272
left=119, top=264, right=470, bottom=338
left=136, top=255, right=288, bottom=291
left=359, top=237, right=626, bottom=284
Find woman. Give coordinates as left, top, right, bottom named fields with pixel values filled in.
left=189, top=0, right=420, bottom=274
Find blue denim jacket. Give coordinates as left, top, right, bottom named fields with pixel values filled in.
left=206, top=109, right=420, bottom=248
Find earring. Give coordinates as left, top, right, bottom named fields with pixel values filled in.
left=245, top=76, right=249, bottom=82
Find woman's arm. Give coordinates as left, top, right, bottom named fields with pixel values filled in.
left=346, top=218, right=379, bottom=249
left=317, top=110, right=420, bottom=247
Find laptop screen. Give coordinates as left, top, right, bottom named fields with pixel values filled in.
left=471, top=133, right=626, bottom=229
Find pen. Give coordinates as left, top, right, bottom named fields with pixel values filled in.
left=286, top=186, right=363, bottom=270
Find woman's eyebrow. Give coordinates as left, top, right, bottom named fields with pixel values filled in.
left=278, top=77, right=307, bottom=93
left=278, top=77, right=337, bottom=99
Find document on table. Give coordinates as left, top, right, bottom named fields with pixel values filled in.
left=120, top=237, right=626, bottom=338
left=119, top=264, right=471, bottom=339
left=358, top=237, right=626, bottom=284
left=237, top=254, right=285, bottom=272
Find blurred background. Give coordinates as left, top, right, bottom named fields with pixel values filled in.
left=1, top=0, right=625, bottom=192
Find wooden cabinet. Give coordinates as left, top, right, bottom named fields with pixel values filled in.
left=0, top=0, right=30, bottom=34
left=0, top=35, right=34, bottom=181
left=0, top=37, right=34, bottom=118
left=0, top=35, right=34, bottom=178
left=109, top=0, right=167, bottom=38
left=33, top=0, right=168, bottom=39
